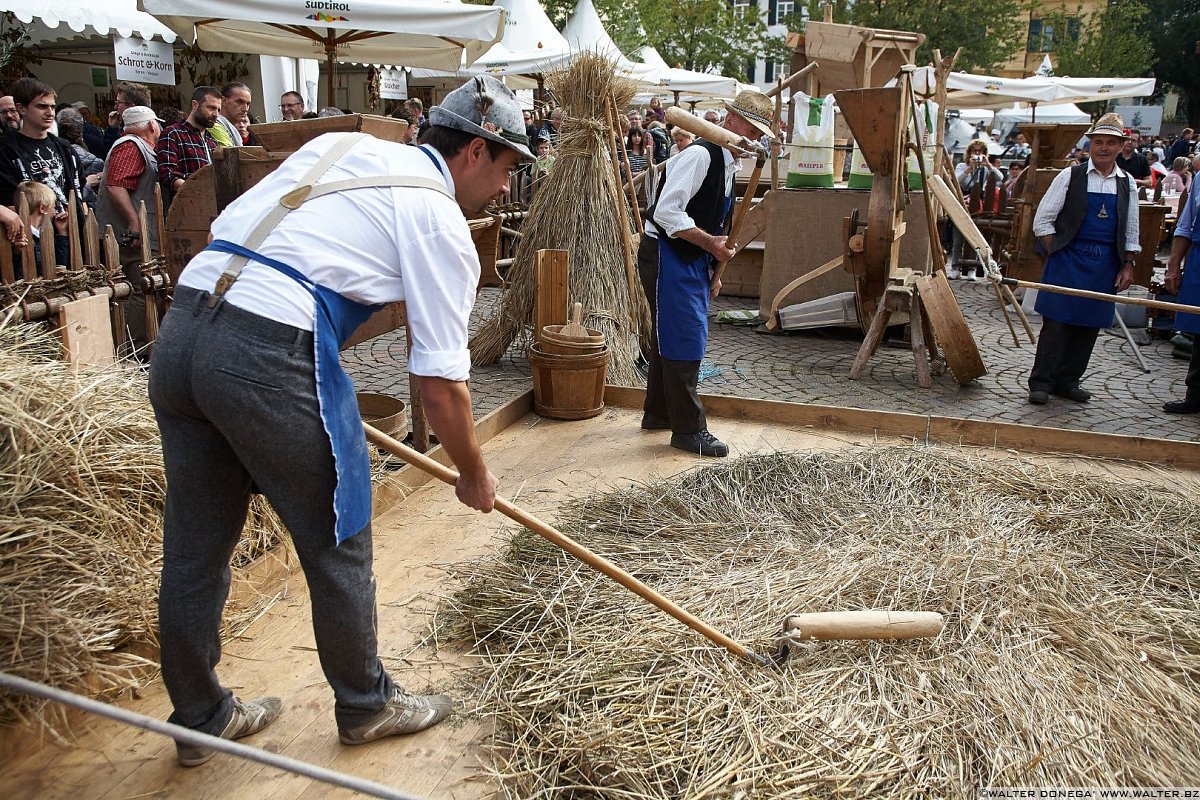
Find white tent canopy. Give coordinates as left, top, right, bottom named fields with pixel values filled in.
left=994, top=102, right=1090, bottom=126
left=636, top=46, right=739, bottom=99
left=561, top=0, right=657, bottom=83
left=140, top=0, right=505, bottom=71
left=5, top=0, right=176, bottom=43
left=470, top=0, right=574, bottom=77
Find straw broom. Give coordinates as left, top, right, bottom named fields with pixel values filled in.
left=435, top=447, right=1200, bottom=797
left=469, top=53, right=650, bottom=386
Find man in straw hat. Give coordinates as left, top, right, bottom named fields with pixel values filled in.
left=1161, top=162, right=1200, bottom=413
left=149, top=75, right=531, bottom=765
left=1026, top=112, right=1139, bottom=406
left=638, top=89, right=774, bottom=457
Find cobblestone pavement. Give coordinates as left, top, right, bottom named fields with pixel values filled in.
left=343, top=278, right=1199, bottom=443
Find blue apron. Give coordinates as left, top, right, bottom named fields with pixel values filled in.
left=206, top=238, right=381, bottom=545
left=1035, top=191, right=1121, bottom=328
left=656, top=196, right=733, bottom=361
left=1175, top=189, right=1200, bottom=334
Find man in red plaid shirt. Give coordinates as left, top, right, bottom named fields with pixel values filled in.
left=157, top=86, right=221, bottom=207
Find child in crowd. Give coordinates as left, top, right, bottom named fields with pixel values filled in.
left=15, top=181, right=69, bottom=278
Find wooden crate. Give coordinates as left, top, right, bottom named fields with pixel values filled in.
left=249, top=114, right=409, bottom=154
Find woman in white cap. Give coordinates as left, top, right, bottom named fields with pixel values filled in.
left=1026, top=112, right=1139, bottom=406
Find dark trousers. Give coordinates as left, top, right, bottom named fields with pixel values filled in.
left=118, top=243, right=148, bottom=354
left=1185, top=342, right=1200, bottom=400
left=637, top=234, right=705, bottom=434
left=148, top=287, right=393, bottom=735
left=1028, top=317, right=1100, bottom=392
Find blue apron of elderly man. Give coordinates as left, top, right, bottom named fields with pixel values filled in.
left=148, top=76, right=530, bottom=765
left=1027, top=113, right=1140, bottom=406
left=1162, top=177, right=1200, bottom=413
left=638, top=89, right=775, bottom=457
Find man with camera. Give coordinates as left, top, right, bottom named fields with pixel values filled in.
left=96, top=105, right=163, bottom=356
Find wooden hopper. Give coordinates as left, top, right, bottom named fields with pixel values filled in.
left=249, top=114, right=409, bottom=155
left=802, top=21, right=924, bottom=95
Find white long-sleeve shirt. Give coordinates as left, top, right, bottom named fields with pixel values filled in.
left=178, top=135, right=479, bottom=381
left=1032, top=159, right=1140, bottom=253
left=644, top=142, right=739, bottom=238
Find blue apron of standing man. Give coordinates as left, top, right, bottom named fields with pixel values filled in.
left=637, top=89, right=776, bottom=457
left=1162, top=175, right=1200, bottom=413
left=1027, top=113, right=1140, bottom=406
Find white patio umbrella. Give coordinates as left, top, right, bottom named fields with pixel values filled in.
left=561, top=0, right=657, bottom=84
left=139, top=0, right=506, bottom=103
left=470, top=0, right=574, bottom=78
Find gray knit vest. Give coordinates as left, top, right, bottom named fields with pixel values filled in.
left=96, top=134, right=160, bottom=252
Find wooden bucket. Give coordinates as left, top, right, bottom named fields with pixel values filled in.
left=528, top=344, right=608, bottom=420
left=357, top=392, right=409, bottom=439
left=540, top=323, right=606, bottom=356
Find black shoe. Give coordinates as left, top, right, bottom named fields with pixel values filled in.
left=670, top=429, right=728, bottom=457
left=1027, top=390, right=1049, bottom=405
left=1163, top=398, right=1200, bottom=414
left=1051, top=387, right=1091, bottom=402
left=641, top=413, right=671, bottom=430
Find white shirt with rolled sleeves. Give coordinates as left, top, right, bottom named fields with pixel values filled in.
left=1032, top=159, right=1141, bottom=254
left=177, top=135, right=478, bottom=381
left=643, top=142, right=739, bottom=239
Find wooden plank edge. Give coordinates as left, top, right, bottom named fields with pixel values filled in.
left=601, top=385, right=1200, bottom=471
left=371, top=390, right=535, bottom=511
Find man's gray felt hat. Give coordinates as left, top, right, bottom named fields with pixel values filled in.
left=430, top=76, right=534, bottom=162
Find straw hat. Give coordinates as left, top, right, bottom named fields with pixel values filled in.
left=1085, top=113, right=1129, bottom=139
left=723, top=90, right=775, bottom=140
left=429, top=76, right=534, bottom=161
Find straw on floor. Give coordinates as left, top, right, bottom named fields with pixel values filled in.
left=0, top=325, right=292, bottom=735
left=469, top=53, right=649, bottom=385
left=436, top=447, right=1200, bottom=797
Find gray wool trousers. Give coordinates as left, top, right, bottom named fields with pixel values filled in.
left=148, top=286, right=394, bottom=734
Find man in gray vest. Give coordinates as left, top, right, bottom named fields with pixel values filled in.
left=1027, top=112, right=1140, bottom=405
left=96, top=105, right=162, bottom=357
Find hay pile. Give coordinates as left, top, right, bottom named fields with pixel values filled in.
left=438, top=447, right=1200, bottom=797
left=0, top=326, right=291, bottom=733
left=470, top=53, right=649, bottom=385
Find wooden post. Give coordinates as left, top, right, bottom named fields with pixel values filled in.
left=610, top=95, right=644, bottom=232
left=534, top=249, right=570, bottom=345
left=67, top=192, right=83, bottom=272
left=16, top=194, right=35, bottom=280
left=38, top=214, right=56, bottom=279
left=154, top=184, right=168, bottom=260
left=0, top=232, right=13, bottom=284
left=771, top=77, right=783, bottom=191
left=83, top=211, right=100, bottom=268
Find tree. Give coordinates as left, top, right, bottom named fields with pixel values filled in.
left=1141, top=0, right=1200, bottom=125
left=1049, top=1, right=1155, bottom=79
left=640, top=0, right=779, bottom=78
left=845, top=0, right=1028, bottom=73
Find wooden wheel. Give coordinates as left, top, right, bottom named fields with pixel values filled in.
left=914, top=272, right=986, bottom=385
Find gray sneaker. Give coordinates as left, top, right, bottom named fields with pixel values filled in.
left=176, top=695, right=283, bottom=767
left=339, top=688, right=453, bottom=745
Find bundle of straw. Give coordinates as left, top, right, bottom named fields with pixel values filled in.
left=469, top=52, right=649, bottom=385
left=438, top=447, right=1200, bottom=797
left=0, top=325, right=291, bottom=734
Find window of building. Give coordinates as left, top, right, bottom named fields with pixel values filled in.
left=1027, top=17, right=1080, bottom=52
left=733, top=0, right=753, bottom=19
left=745, top=58, right=756, bottom=84
left=777, top=0, right=795, bottom=21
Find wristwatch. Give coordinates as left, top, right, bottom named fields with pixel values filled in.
left=1123, top=257, right=1136, bottom=267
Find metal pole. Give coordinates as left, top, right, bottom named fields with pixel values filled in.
left=0, top=672, right=429, bottom=800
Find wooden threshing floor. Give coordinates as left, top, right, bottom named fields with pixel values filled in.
left=2, top=396, right=1197, bottom=799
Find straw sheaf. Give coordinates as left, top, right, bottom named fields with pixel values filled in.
left=0, top=325, right=295, bottom=736
left=469, top=52, right=649, bottom=385
left=436, top=447, right=1200, bottom=797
